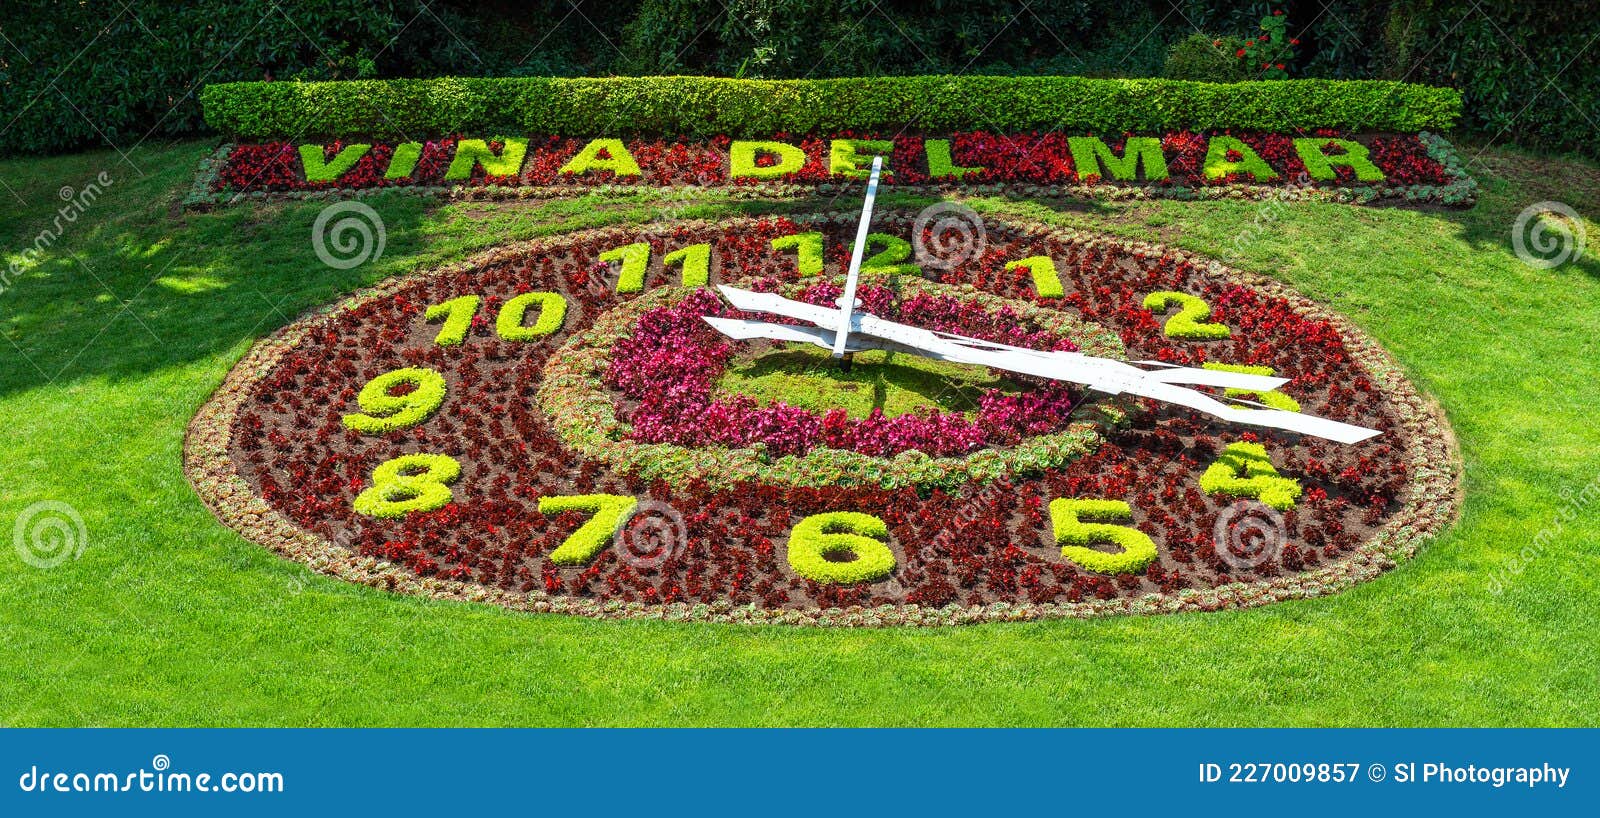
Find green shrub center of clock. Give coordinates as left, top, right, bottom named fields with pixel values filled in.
left=715, top=345, right=1026, bottom=420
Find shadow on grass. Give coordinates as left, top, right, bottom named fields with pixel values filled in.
left=0, top=143, right=811, bottom=401
left=0, top=171, right=433, bottom=399
left=1443, top=151, right=1600, bottom=280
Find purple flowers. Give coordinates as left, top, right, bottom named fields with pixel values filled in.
left=604, top=285, right=1081, bottom=457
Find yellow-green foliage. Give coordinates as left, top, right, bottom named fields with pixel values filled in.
left=1199, top=441, right=1302, bottom=509
left=353, top=453, right=461, bottom=519
left=299, top=143, right=370, bottom=182
left=1293, top=137, right=1385, bottom=182
left=1203, top=135, right=1280, bottom=181
left=385, top=141, right=423, bottom=179
left=1067, top=136, right=1169, bottom=182
left=830, top=139, right=893, bottom=178
left=729, top=140, right=807, bottom=179
left=424, top=295, right=481, bottom=346
left=1143, top=291, right=1230, bottom=339
left=558, top=138, right=642, bottom=177
left=443, top=137, right=529, bottom=181
left=852, top=233, right=919, bottom=275
left=1006, top=256, right=1064, bottom=298
left=1049, top=498, right=1158, bottom=574
left=771, top=232, right=824, bottom=276
left=1202, top=362, right=1301, bottom=411
left=538, top=494, right=639, bottom=566
left=598, top=242, right=650, bottom=293
left=341, top=367, right=448, bottom=433
left=663, top=244, right=711, bottom=286
left=924, top=139, right=983, bottom=179
left=786, top=512, right=895, bottom=584
left=496, top=292, right=567, bottom=340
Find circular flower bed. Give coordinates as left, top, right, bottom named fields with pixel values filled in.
left=540, top=277, right=1123, bottom=490
left=185, top=211, right=1459, bottom=626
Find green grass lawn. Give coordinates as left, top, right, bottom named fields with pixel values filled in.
left=1, top=140, right=1596, bottom=726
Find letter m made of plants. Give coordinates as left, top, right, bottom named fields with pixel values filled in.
left=1067, top=137, right=1169, bottom=183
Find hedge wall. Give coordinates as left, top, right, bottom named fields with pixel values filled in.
left=2, top=2, right=1591, bottom=159
left=200, top=76, right=1462, bottom=140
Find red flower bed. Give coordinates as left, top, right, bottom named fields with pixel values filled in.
left=201, top=212, right=1438, bottom=618
left=211, top=130, right=1457, bottom=195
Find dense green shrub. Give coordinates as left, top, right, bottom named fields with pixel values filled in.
left=0, top=0, right=633, bottom=158
left=3, top=1, right=1591, bottom=158
left=1164, top=33, right=1250, bottom=83
left=1382, top=1, right=1600, bottom=160
left=200, top=76, right=1462, bottom=140
left=0, top=1, right=406, bottom=157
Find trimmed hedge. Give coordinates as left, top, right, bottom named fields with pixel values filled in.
left=200, top=76, right=1462, bottom=141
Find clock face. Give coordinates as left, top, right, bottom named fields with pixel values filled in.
left=186, top=210, right=1456, bottom=625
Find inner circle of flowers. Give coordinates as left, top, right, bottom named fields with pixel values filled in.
left=538, top=276, right=1127, bottom=491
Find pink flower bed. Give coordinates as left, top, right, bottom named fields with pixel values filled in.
left=604, top=284, right=1083, bottom=458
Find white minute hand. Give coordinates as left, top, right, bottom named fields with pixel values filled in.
left=707, top=285, right=1381, bottom=445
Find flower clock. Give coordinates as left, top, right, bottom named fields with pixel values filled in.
left=186, top=209, right=1458, bottom=626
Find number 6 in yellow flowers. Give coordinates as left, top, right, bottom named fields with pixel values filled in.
left=786, top=512, right=895, bottom=584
